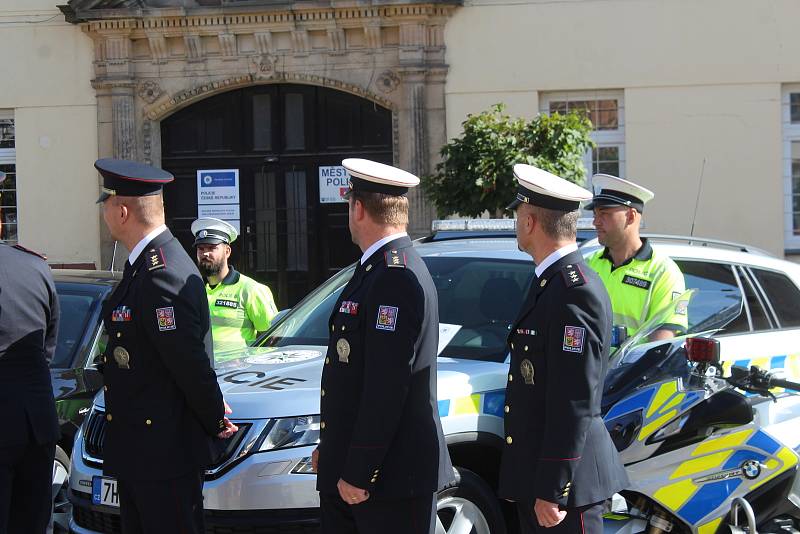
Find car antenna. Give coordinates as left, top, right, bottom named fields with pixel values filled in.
left=109, top=240, right=118, bottom=271
left=689, top=157, right=707, bottom=237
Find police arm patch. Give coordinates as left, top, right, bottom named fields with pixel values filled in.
left=375, top=305, right=399, bottom=331
left=156, top=306, right=177, bottom=331
left=563, top=326, right=586, bottom=354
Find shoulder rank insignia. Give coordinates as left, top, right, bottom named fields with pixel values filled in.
left=147, top=248, right=166, bottom=271
left=561, top=264, right=585, bottom=288
left=12, top=244, right=47, bottom=260
left=384, top=249, right=406, bottom=269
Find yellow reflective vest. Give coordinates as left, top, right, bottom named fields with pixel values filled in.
left=586, top=239, right=687, bottom=338
left=206, top=269, right=278, bottom=359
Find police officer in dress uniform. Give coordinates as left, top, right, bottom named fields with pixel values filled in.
left=585, top=174, right=686, bottom=343
left=499, top=164, right=629, bottom=534
left=0, top=170, right=61, bottom=534
left=191, top=217, right=278, bottom=358
left=95, top=159, right=238, bottom=534
left=312, top=158, right=453, bottom=534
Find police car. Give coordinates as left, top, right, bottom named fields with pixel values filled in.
left=67, top=222, right=800, bottom=534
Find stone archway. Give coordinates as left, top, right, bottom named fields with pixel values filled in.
left=64, top=0, right=458, bottom=265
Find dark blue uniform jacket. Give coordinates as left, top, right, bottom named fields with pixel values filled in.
left=317, top=236, right=454, bottom=499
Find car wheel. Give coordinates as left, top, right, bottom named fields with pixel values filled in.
left=436, top=467, right=506, bottom=534
left=51, top=446, right=70, bottom=534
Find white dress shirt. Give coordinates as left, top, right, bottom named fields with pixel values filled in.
left=128, top=224, right=168, bottom=265
left=534, top=243, right=578, bottom=278
left=360, top=232, right=409, bottom=265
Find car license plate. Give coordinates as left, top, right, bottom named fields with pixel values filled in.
left=91, top=476, right=120, bottom=508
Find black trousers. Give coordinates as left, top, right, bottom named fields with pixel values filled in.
left=117, top=471, right=205, bottom=534
left=0, top=439, right=56, bottom=534
left=320, top=492, right=436, bottom=534
left=516, top=501, right=603, bottom=534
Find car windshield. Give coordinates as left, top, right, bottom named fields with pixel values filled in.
left=609, top=288, right=744, bottom=370
left=53, top=285, right=104, bottom=368
left=260, top=254, right=534, bottom=362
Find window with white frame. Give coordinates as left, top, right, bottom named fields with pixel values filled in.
left=0, top=111, right=16, bottom=244
left=782, top=87, right=800, bottom=250
left=539, top=91, right=625, bottom=186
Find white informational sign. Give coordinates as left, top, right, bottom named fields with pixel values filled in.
left=437, top=323, right=462, bottom=355
left=197, top=169, right=240, bottom=233
left=319, top=166, right=350, bottom=204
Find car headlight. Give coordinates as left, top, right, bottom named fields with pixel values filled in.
left=258, top=415, right=320, bottom=452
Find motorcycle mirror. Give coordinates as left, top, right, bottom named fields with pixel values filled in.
left=685, top=337, right=720, bottom=363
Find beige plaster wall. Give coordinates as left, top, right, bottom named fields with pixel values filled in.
left=444, top=0, right=800, bottom=256
left=1, top=2, right=99, bottom=264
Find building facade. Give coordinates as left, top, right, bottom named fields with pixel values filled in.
left=444, top=0, right=800, bottom=260
left=2, top=0, right=800, bottom=307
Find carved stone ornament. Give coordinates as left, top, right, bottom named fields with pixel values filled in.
left=138, top=80, right=163, bottom=104
left=252, top=54, right=277, bottom=78
left=376, top=70, right=400, bottom=94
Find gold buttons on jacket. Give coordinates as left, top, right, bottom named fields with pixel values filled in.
left=341, top=325, right=346, bottom=331
left=504, top=405, right=510, bottom=413
left=524, top=346, right=529, bottom=352
left=116, top=332, right=121, bottom=338
left=325, top=357, right=330, bottom=365
left=366, top=264, right=372, bottom=272
left=508, top=374, right=513, bottom=382
left=510, top=343, right=514, bottom=350
left=331, top=325, right=334, bottom=332
left=506, top=436, right=513, bottom=444
left=145, top=419, right=152, bottom=425
left=321, top=389, right=325, bottom=397
left=320, top=421, right=326, bottom=429
left=103, top=386, right=108, bottom=392
left=106, top=414, right=112, bottom=421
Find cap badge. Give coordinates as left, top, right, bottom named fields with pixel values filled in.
left=199, top=230, right=208, bottom=238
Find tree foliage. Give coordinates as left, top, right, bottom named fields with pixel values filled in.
left=422, top=104, right=595, bottom=218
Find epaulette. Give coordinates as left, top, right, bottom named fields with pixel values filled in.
left=146, top=248, right=166, bottom=271
left=561, top=263, right=585, bottom=288
left=384, top=249, right=407, bottom=269
left=13, top=244, right=47, bottom=260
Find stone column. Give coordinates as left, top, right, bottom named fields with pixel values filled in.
left=111, top=83, right=137, bottom=160
left=400, top=68, right=436, bottom=237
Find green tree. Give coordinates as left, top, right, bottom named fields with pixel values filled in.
left=422, top=104, right=595, bottom=218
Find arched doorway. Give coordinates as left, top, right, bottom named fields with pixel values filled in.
left=160, top=84, right=393, bottom=307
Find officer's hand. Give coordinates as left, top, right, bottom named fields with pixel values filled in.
left=223, top=399, right=233, bottom=415
left=534, top=499, right=566, bottom=528
left=216, top=417, right=238, bottom=439
left=337, top=478, right=369, bottom=505
left=311, top=448, right=319, bottom=473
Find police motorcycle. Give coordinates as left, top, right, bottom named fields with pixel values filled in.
left=601, top=290, right=800, bottom=534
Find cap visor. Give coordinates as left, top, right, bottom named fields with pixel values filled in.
left=584, top=199, right=623, bottom=211
left=193, top=237, right=227, bottom=247
left=506, top=198, right=522, bottom=210
left=96, top=192, right=111, bottom=204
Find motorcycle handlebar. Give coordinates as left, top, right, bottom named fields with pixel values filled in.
left=727, top=365, right=800, bottom=395
left=767, top=377, right=800, bottom=392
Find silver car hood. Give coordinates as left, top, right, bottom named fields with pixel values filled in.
left=91, top=345, right=509, bottom=420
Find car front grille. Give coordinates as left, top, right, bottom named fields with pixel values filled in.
left=72, top=503, right=320, bottom=534
left=82, top=408, right=253, bottom=473
left=83, top=409, right=107, bottom=462
left=73, top=504, right=120, bottom=533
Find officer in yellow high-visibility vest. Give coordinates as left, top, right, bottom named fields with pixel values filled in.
left=192, top=218, right=278, bottom=359
left=585, top=175, right=686, bottom=345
